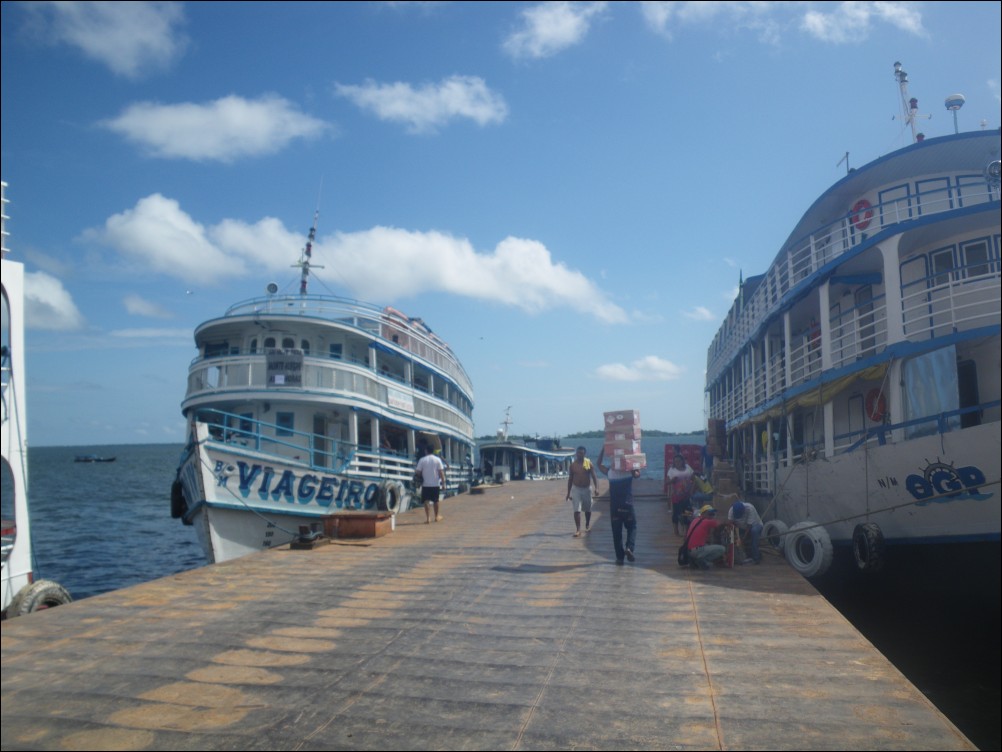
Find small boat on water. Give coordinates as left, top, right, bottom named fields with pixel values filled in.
left=171, top=211, right=476, bottom=564
left=74, top=455, right=116, bottom=463
left=704, top=64, right=1000, bottom=578
left=2, top=181, right=73, bottom=616
left=477, top=408, right=574, bottom=482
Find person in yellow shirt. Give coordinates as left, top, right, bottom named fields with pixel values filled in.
left=566, top=446, right=599, bottom=537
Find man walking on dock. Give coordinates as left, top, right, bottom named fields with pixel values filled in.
left=416, top=446, right=446, bottom=523
left=567, top=446, right=599, bottom=537
left=597, top=449, right=640, bottom=565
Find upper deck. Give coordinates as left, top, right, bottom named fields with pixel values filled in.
left=707, top=131, right=1001, bottom=386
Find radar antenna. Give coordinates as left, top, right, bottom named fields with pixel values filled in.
left=892, top=61, right=930, bottom=143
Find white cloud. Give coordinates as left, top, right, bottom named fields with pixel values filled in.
left=640, top=1, right=924, bottom=45
left=595, top=355, right=683, bottom=382
left=22, top=1, right=187, bottom=79
left=323, top=227, right=628, bottom=323
left=503, top=1, right=608, bottom=59
left=85, top=194, right=243, bottom=283
left=802, top=1, right=925, bottom=43
left=24, top=271, right=85, bottom=331
left=335, top=76, right=507, bottom=134
left=123, top=294, right=173, bottom=319
left=101, top=95, right=329, bottom=162
left=84, top=196, right=628, bottom=323
left=683, top=306, right=716, bottom=321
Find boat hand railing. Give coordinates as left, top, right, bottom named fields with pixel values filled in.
left=195, top=409, right=355, bottom=474
left=901, top=263, right=1001, bottom=342
left=834, top=400, right=999, bottom=455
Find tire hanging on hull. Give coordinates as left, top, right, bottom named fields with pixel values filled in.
left=852, top=522, right=885, bottom=573
left=7, top=580, right=73, bottom=617
left=762, top=519, right=789, bottom=553
left=784, top=521, right=834, bottom=578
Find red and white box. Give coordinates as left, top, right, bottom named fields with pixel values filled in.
left=603, top=409, right=646, bottom=470
left=612, top=454, right=647, bottom=471
left=604, top=410, right=640, bottom=431
left=604, top=439, right=642, bottom=456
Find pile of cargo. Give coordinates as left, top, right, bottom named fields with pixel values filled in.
left=602, top=409, right=646, bottom=471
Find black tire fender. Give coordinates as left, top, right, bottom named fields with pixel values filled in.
left=852, top=522, right=885, bottom=572
left=377, top=480, right=403, bottom=513
left=8, top=580, right=73, bottom=617
left=170, top=479, right=188, bottom=519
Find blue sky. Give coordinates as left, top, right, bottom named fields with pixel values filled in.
left=2, top=1, right=999, bottom=447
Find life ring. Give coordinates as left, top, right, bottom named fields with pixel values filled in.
left=852, top=522, right=885, bottom=573
left=7, top=580, right=73, bottom=617
left=762, top=519, right=789, bottom=553
left=865, top=388, right=887, bottom=422
left=377, top=480, right=404, bottom=513
left=784, top=521, right=834, bottom=578
left=170, top=479, right=188, bottom=519
left=851, top=199, right=873, bottom=231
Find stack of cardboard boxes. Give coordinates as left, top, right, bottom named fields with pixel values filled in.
left=602, top=410, right=646, bottom=471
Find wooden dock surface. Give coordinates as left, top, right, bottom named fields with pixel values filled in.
left=1, top=478, right=974, bottom=751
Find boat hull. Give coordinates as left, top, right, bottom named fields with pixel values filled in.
left=774, top=421, right=1000, bottom=547
left=178, top=424, right=416, bottom=563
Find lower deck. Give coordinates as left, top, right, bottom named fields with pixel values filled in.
left=0, top=479, right=975, bottom=750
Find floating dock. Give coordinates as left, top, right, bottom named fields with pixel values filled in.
left=1, top=478, right=974, bottom=750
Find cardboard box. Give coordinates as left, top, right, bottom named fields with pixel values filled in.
left=603, top=410, right=640, bottom=431
left=607, top=426, right=642, bottom=441
left=604, top=439, right=642, bottom=456
left=612, top=453, right=647, bottom=471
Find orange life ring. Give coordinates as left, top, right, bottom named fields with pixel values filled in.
left=865, top=388, right=887, bottom=422
left=851, top=199, right=873, bottom=231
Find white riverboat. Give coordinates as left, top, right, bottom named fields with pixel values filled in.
left=477, top=408, right=574, bottom=482
left=2, top=181, right=72, bottom=616
left=172, top=214, right=475, bottom=563
left=705, top=69, right=1000, bottom=578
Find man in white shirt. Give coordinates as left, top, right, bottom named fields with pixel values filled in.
left=728, top=501, right=763, bottom=564
left=416, top=446, right=446, bottom=523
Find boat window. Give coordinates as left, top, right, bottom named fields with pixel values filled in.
left=955, top=173, right=989, bottom=208
left=960, top=239, right=991, bottom=278
left=264, top=337, right=276, bottom=349
left=282, top=337, right=295, bottom=350
left=915, top=178, right=952, bottom=215
left=930, top=247, right=956, bottom=286
left=276, top=412, right=294, bottom=437
left=329, top=343, right=342, bottom=360
left=204, top=341, right=229, bottom=358
left=902, top=345, right=961, bottom=438
left=300, top=339, right=310, bottom=355
left=249, top=338, right=258, bottom=354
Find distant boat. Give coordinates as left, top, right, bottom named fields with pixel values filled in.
left=477, top=408, right=574, bottom=482
left=73, top=455, right=116, bottom=463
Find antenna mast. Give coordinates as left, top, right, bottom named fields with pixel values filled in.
left=893, top=61, right=929, bottom=143
left=294, top=210, right=326, bottom=298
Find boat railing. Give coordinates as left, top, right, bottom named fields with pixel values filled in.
left=901, top=263, right=1001, bottom=342
left=185, top=354, right=474, bottom=433
left=217, top=294, right=474, bottom=396
left=828, top=294, right=888, bottom=371
left=195, top=409, right=356, bottom=473
left=708, top=179, right=998, bottom=379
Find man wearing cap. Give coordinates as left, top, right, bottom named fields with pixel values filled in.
left=686, top=504, right=730, bottom=570
left=728, top=500, right=763, bottom=564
